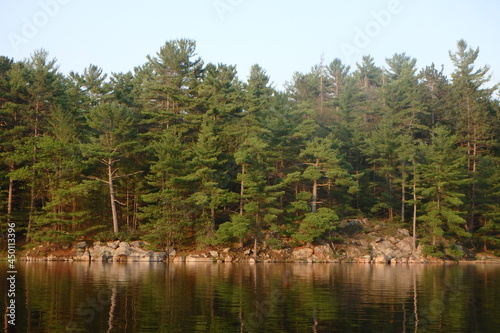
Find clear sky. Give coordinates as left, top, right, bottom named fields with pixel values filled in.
left=1, top=0, right=499, bottom=91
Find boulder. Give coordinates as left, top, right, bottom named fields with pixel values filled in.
left=313, top=245, right=330, bottom=256
left=186, top=255, right=213, bottom=262
left=347, top=219, right=362, bottom=226
left=88, top=244, right=114, bottom=261
left=128, top=248, right=153, bottom=262
left=398, top=228, right=410, bottom=237
left=74, top=241, right=87, bottom=250
left=355, top=255, right=372, bottom=263
left=119, top=241, right=131, bottom=249
left=113, top=242, right=131, bottom=258
left=292, top=247, right=314, bottom=260
left=224, top=255, right=233, bottom=263
left=173, top=256, right=186, bottom=263
left=131, top=241, right=146, bottom=248
left=107, top=241, right=120, bottom=249
left=395, top=238, right=414, bottom=256
left=77, top=251, right=89, bottom=261
left=209, top=251, right=219, bottom=258
left=343, top=244, right=365, bottom=259
left=373, top=254, right=390, bottom=263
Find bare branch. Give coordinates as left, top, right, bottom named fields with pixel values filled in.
left=85, top=175, right=109, bottom=184
left=115, top=199, right=127, bottom=206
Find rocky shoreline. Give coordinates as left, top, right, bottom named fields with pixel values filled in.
left=21, top=235, right=500, bottom=264
left=17, top=220, right=500, bottom=264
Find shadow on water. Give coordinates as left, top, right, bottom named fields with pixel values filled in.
left=2, top=262, right=500, bottom=332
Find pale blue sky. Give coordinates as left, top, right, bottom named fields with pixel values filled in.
left=1, top=0, right=499, bottom=90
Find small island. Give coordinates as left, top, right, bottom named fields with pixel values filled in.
left=1, top=39, right=500, bottom=262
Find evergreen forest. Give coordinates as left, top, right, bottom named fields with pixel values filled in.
left=1, top=39, right=499, bottom=258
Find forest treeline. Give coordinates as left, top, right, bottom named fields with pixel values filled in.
left=1, top=39, right=499, bottom=257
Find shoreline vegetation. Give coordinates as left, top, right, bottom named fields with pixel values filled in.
left=1, top=38, right=500, bottom=262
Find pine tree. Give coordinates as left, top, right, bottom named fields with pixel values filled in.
left=186, top=63, right=244, bottom=241
left=449, top=39, right=498, bottom=231
left=300, top=135, right=355, bottom=213
left=197, top=62, right=244, bottom=162
left=108, top=71, right=146, bottom=231
left=326, top=58, right=351, bottom=97
left=384, top=53, right=427, bottom=136
left=418, top=126, right=471, bottom=257
left=382, top=53, right=427, bottom=222
left=217, top=135, right=284, bottom=255
left=363, top=117, right=400, bottom=221
left=69, top=64, right=109, bottom=108
left=355, top=55, right=383, bottom=88
left=30, top=128, right=91, bottom=244
left=293, top=207, right=339, bottom=244
left=198, top=63, right=243, bottom=123
left=0, top=56, right=18, bottom=227
left=185, top=122, right=239, bottom=242
left=418, top=63, right=451, bottom=127
left=140, top=39, right=204, bottom=135
left=109, top=71, right=138, bottom=107
left=84, top=102, right=137, bottom=233
left=473, top=156, right=500, bottom=251
left=5, top=50, right=66, bottom=240
left=140, top=131, right=193, bottom=248
left=293, top=135, right=353, bottom=243
left=353, top=55, right=384, bottom=133
left=215, top=65, right=283, bottom=250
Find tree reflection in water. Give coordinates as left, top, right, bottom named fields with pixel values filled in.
left=4, top=262, right=500, bottom=332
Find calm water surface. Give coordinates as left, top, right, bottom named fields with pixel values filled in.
left=2, top=262, right=500, bottom=332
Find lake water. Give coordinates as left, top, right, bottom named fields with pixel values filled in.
left=2, top=262, right=500, bottom=332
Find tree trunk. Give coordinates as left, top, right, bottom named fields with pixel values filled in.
left=388, top=175, right=394, bottom=223
left=133, top=193, right=139, bottom=229
left=126, top=187, right=130, bottom=228
left=312, top=178, right=318, bottom=213
left=312, top=158, right=319, bottom=213
left=108, top=159, right=119, bottom=234
left=239, top=164, right=245, bottom=215
left=27, top=144, right=37, bottom=242
left=401, top=162, right=406, bottom=223
left=211, top=208, right=216, bottom=228
left=412, top=164, right=417, bottom=251
left=468, top=140, right=478, bottom=232
left=27, top=104, right=41, bottom=241
left=6, top=165, right=14, bottom=224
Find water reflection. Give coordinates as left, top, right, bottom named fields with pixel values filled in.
left=2, top=262, right=500, bottom=332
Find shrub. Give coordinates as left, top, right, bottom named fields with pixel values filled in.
left=292, top=208, right=339, bottom=244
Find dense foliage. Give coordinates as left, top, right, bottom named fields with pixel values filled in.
left=1, top=39, right=499, bottom=256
